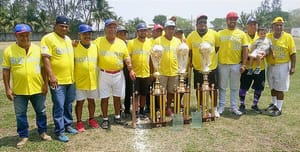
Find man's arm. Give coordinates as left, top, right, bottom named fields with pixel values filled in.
left=3, top=69, right=13, bottom=101
left=42, top=55, right=57, bottom=89
left=41, top=66, right=48, bottom=95
left=290, top=53, right=296, bottom=75
left=240, top=46, right=248, bottom=73
left=124, top=58, right=136, bottom=80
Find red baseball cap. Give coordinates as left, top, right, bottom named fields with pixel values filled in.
left=154, top=24, right=163, bottom=30
left=226, top=11, right=239, bottom=19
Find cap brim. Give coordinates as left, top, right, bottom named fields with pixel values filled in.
left=79, top=30, right=92, bottom=33
left=16, top=31, right=31, bottom=34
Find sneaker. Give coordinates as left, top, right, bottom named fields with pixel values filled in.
left=114, top=117, right=126, bottom=125
left=17, top=137, right=28, bottom=149
left=166, top=107, right=173, bottom=116
left=265, top=103, right=276, bottom=111
left=40, top=132, right=52, bottom=141
left=271, top=107, right=282, bottom=117
left=214, top=110, right=220, bottom=118
left=101, top=120, right=110, bottom=129
left=247, top=69, right=253, bottom=75
left=239, top=104, right=246, bottom=114
left=88, top=118, right=99, bottom=129
left=76, top=121, right=86, bottom=132
left=251, top=105, right=262, bottom=114
left=253, top=68, right=261, bottom=74
left=66, top=126, right=78, bottom=135
left=231, top=108, right=243, bottom=116
left=217, top=106, right=225, bottom=115
left=57, top=133, right=69, bottom=142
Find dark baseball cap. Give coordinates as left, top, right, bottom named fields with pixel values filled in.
left=247, top=17, right=257, bottom=24
left=56, top=16, right=70, bottom=25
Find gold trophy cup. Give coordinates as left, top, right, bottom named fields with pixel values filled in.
left=173, top=42, right=191, bottom=124
left=196, top=42, right=215, bottom=122
left=150, top=45, right=167, bottom=127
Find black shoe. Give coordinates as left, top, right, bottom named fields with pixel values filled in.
left=101, top=120, right=110, bottom=129
left=271, top=107, right=282, bottom=117
left=114, top=117, right=126, bottom=125
left=251, top=105, right=262, bottom=114
left=239, top=104, right=246, bottom=114
left=265, top=103, right=276, bottom=111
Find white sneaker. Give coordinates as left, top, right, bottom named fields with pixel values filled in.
left=214, top=110, right=220, bottom=118
left=231, top=108, right=242, bottom=116
left=217, top=106, right=224, bottom=115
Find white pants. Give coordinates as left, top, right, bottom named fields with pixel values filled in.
left=98, top=70, right=125, bottom=99
left=218, top=64, right=241, bottom=109
left=267, top=62, right=290, bottom=92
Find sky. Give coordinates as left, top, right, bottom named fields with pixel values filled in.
left=108, top=0, right=299, bottom=25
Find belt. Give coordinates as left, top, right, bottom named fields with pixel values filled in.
left=100, top=69, right=120, bottom=74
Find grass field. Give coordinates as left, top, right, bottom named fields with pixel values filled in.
left=0, top=39, right=300, bottom=151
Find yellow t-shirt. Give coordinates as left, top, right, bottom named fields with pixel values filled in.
left=74, top=43, right=98, bottom=90
left=2, top=43, right=44, bottom=95
left=266, top=32, right=296, bottom=64
left=244, top=32, right=266, bottom=70
left=127, top=38, right=152, bottom=78
left=40, top=32, right=74, bottom=84
left=217, top=29, right=248, bottom=64
left=186, top=29, right=218, bottom=71
left=153, top=36, right=181, bottom=76
left=94, top=37, right=130, bottom=70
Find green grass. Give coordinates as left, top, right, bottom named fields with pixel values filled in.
left=0, top=40, right=300, bottom=151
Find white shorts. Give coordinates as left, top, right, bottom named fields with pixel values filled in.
left=98, top=70, right=125, bottom=99
left=267, top=62, right=290, bottom=92
left=76, top=89, right=98, bottom=101
left=160, top=75, right=178, bottom=94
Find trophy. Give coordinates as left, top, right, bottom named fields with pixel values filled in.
left=196, top=42, right=215, bottom=122
left=173, top=42, right=191, bottom=124
left=150, top=45, right=167, bottom=127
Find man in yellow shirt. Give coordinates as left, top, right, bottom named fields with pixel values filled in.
left=217, top=11, right=248, bottom=116
left=2, top=24, right=52, bottom=148
left=127, top=22, right=152, bottom=118
left=265, top=17, right=296, bottom=116
left=41, top=16, right=77, bottom=142
left=94, top=19, right=135, bottom=129
left=153, top=20, right=181, bottom=116
left=74, top=24, right=99, bottom=132
left=186, top=15, right=220, bottom=118
left=239, top=17, right=266, bottom=114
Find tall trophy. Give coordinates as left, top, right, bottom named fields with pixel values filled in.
left=196, top=42, right=215, bottom=122
left=173, top=42, right=191, bottom=124
left=150, top=45, right=167, bottom=127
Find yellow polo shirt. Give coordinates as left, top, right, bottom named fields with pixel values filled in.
left=217, top=29, right=248, bottom=64
left=153, top=36, right=181, bottom=76
left=186, top=29, right=218, bottom=71
left=74, top=43, right=98, bottom=90
left=127, top=38, right=152, bottom=78
left=40, top=32, right=74, bottom=84
left=266, top=32, right=296, bottom=64
left=94, top=37, right=130, bottom=70
left=2, top=43, right=44, bottom=95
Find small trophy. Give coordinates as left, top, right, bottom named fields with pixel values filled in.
left=174, top=42, right=191, bottom=124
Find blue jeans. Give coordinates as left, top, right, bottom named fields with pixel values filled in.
left=50, top=84, right=75, bottom=135
left=13, top=93, right=47, bottom=138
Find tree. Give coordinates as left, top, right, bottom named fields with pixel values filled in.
left=92, top=0, right=115, bottom=31
left=153, top=15, right=167, bottom=26
left=210, top=18, right=226, bottom=30
left=125, top=17, right=145, bottom=35
left=289, top=8, right=300, bottom=27
left=238, top=11, right=252, bottom=30
left=174, top=16, right=193, bottom=34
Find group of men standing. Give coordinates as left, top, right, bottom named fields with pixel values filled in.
left=2, top=11, right=296, bottom=148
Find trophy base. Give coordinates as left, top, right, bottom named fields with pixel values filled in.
left=151, top=121, right=167, bottom=128
left=202, top=116, right=215, bottom=122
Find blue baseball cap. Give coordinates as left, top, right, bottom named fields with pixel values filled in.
left=14, top=24, right=31, bottom=34
left=105, top=18, right=117, bottom=27
left=56, top=16, right=70, bottom=25
left=78, top=24, right=92, bottom=33
left=136, top=23, right=147, bottom=30
left=247, top=17, right=257, bottom=24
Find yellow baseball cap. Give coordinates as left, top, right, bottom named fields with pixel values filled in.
left=272, top=17, right=284, bottom=24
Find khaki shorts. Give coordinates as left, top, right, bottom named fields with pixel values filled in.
left=159, top=75, right=178, bottom=94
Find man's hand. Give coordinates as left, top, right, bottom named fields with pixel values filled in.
left=240, top=64, right=246, bottom=73
left=129, top=70, right=136, bottom=80
left=49, top=74, right=58, bottom=89
left=5, top=88, right=14, bottom=101
left=290, top=67, right=295, bottom=75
